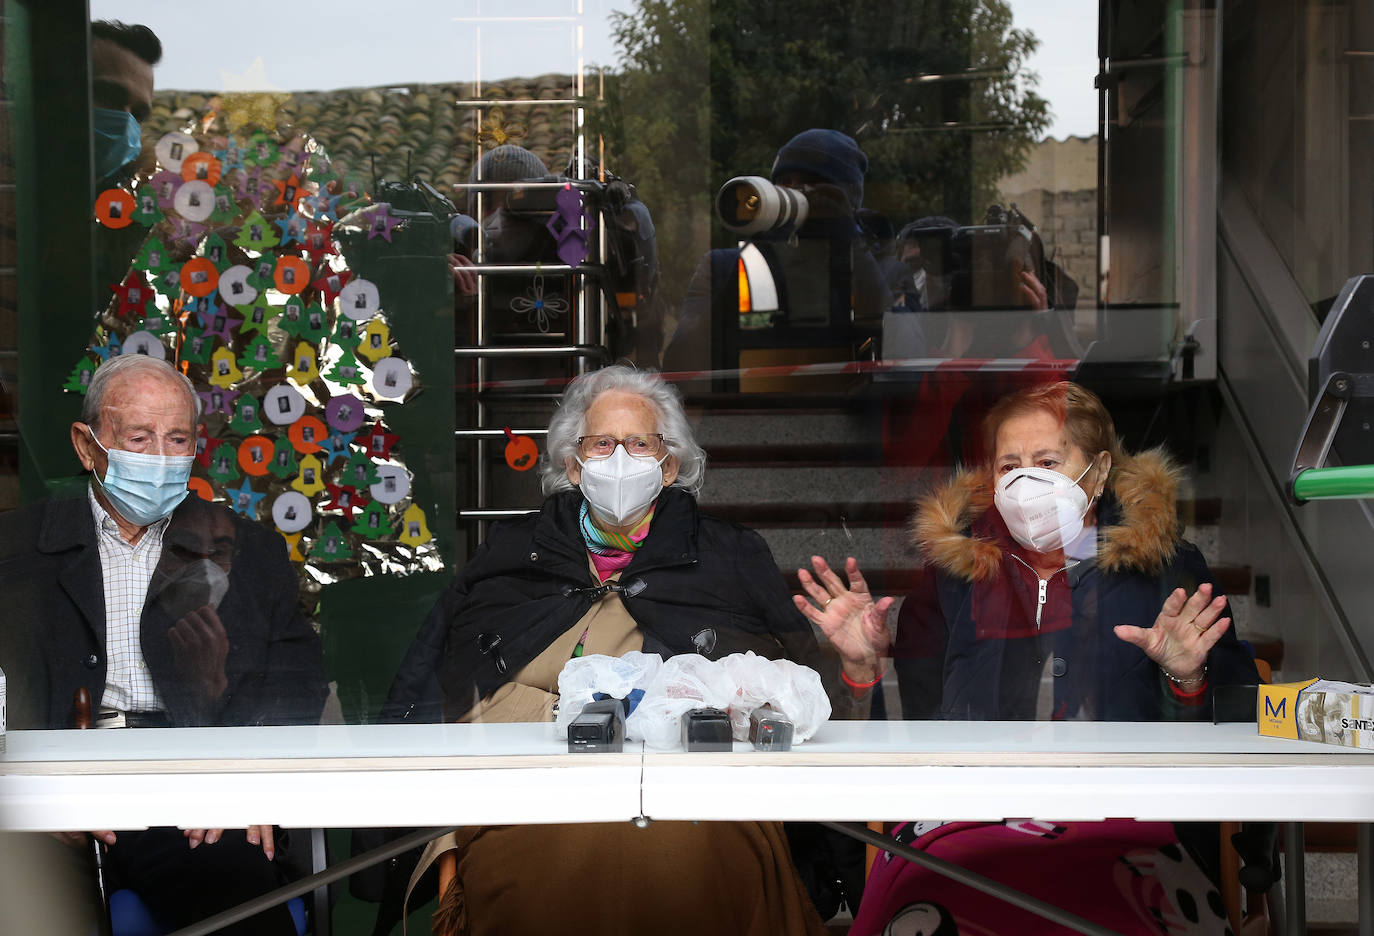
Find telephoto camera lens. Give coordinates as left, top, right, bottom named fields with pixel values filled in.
left=715, top=176, right=809, bottom=235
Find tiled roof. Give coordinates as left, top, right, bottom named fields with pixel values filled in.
left=149, top=76, right=580, bottom=200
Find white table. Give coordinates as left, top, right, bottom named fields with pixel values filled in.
left=3, top=720, right=1372, bottom=831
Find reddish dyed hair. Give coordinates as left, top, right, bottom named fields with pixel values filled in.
left=982, top=381, right=1124, bottom=469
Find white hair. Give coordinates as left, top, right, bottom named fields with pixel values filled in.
left=82, top=354, right=201, bottom=432
left=540, top=365, right=707, bottom=497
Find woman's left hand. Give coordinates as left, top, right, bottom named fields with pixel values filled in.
left=793, top=556, right=894, bottom=683
left=1113, top=583, right=1230, bottom=684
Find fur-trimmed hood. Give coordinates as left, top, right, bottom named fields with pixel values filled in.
left=912, top=448, right=1185, bottom=582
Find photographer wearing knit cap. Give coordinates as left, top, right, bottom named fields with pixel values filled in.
left=663, top=128, right=894, bottom=375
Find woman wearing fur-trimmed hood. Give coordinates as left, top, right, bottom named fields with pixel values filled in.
left=893, top=381, right=1258, bottom=722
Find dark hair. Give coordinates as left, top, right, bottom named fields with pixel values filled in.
left=91, top=20, right=162, bottom=66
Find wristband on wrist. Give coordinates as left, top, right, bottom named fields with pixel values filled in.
left=842, top=667, right=884, bottom=690
left=1160, top=663, right=1207, bottom=692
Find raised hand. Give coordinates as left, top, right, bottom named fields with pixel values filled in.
left=793, top=555, right=894, bottom=684
left=1113, top=583, right=1230, bottom=685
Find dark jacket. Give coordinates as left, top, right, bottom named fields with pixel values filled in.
left=0, top=493, right=327, bottom=729
left=894, top=450, right=1259, bottom=721
left=434, top=487, right=850, bottom=717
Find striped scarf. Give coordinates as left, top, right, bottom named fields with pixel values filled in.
left=580, top=500, right=655, bottom=583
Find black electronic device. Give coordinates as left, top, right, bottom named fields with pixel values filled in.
left=748, top=706, right=795, bottom=751
left=681, top=707, right=733, bottom=752
left=567, top=698, right=626, bottom=753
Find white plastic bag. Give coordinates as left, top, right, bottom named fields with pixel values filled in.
left=626, top=653, right=738, bottom=750
left=720, top=652, right=831, bottom=742
left=554, top=651, right=663, bottom=738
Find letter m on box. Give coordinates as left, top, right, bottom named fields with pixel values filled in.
left=1264, top=696, right=1286, bottom=719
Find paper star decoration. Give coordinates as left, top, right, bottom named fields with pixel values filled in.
left=213, top=136, right=245, bottom=173
left=111, top=272, right=154, bottom=319
left=275, top=210, right=307, bottom=247
left=360, top=420, right=400, bottom=460
left=318, top=430, right=357, bottom=467
left=198, top=306, right=242, bottom=343
left=367, top=203, right=400, bottom=242
left=352, top=499, right=394, bottom=538
left=271, top=173, right=304, bottom=210
left=323, top=484, right=369, bottom=522
left=222, top=94, right=290, bottom=134
left=311, top=268, right=352, bottom=307
left=291, top=453, right=327, bottom=496
left=301, top=221, right=336, bottom=262
left=89, top=333, right=122, bottom=362
left=236, top=301, right=277, bottom=338
left=309, top=522, right=354, bottom=562
left=224, top=478, right=265, bottom=519
left=197, top=386, right=240, bottom=416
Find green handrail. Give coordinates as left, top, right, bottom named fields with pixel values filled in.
left=1292, top=465, right=1374, bottom=500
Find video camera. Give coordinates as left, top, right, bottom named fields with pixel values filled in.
left=900, top=204, right=1075, bottom=312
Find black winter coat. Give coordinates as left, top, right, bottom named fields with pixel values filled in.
left=432, top=488, right=843, bottom=717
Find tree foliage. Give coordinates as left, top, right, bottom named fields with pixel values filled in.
left=593, top=0, right=1050, bottom=310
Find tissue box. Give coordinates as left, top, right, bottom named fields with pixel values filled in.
left=1258, top=678, right=1374, bottom=750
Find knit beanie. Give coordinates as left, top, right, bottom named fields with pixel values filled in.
left=770, top=129, right=868, bottom=211
left=468, top=144, right=549, bottom=215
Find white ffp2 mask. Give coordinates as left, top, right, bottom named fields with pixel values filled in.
left=994, top=458, right=1096, bottom=553
left=577, top=446, right=667, bottom=527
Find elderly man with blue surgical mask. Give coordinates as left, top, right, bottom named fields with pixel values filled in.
left=0, top=355, right=326, bottom=934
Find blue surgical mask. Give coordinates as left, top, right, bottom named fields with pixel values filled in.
left=93, top=107, right=142, bottom=182
left=88, top=428, right=193, bottom=526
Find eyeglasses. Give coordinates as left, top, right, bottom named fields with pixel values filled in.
left=576, top=434, right=667, bottom=460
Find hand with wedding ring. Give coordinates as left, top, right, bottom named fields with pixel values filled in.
left=793, top=556, right=894, bottom=686
left=1112, top=582, right=1231, bottom=686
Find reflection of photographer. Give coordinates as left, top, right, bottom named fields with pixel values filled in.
left=663, top=129, right=894, bottom=375
left=894, top=206, right=1081, bottom=360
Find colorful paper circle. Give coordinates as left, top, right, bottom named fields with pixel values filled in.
left=173, top=180, right=215, bottom=222
left=288, top=415, right=327, bottom=454
left=370, top=464, right=410, bottom=505
left=263, top=383, right=307, bottom=425
left=94, top=189, right=136, bottom=228
left=187, top=476, right=214, bottom=502
left=272, top=491, right=313, bottom=533
left=273, top=256, right=310, bottom=295
left=217, top=265, right=257, bottom=305
left=180, top=151, right=222, bottom=186
left=505, top=434, right=539, bottom=471
left=324, top=393, right=366, bottom=433
left=122, top=330, right=166, bottom=359
left=180, top=258, right=220, bottom=298
left=155, top=131, right=198, bottom=172
left=237, top=435, right=273, bottom=476
left=370, top=358, right=413, bottom=399
left=338, top=278, right=380, bottom=321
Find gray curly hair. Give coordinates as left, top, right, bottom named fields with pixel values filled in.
left=540, top=366, right=707, bottom=497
